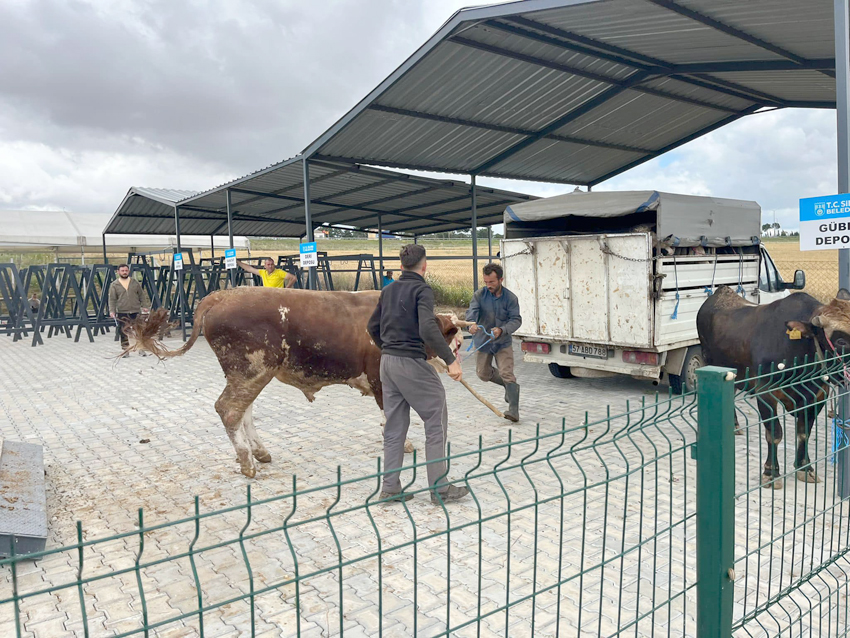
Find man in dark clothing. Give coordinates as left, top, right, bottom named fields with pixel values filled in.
left=109, top=264, right=150, bottom=356
left=367, top=244, right=469, bottom=504
left=466, top=263, right=523, bottom=421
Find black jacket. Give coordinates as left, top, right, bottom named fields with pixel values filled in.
left=367, top=271, right=456, bottom=364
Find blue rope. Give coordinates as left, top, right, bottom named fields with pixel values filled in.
left=704, top=253, right=718, bottom=296
left=464, top=325, right=496, bottom=358
left=670, top=255, right=680, bottom=320
left=833, top=418, right=850, bottom=465
left=737, top=251, right=745, bottom=297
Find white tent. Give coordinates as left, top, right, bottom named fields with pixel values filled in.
left=0, top=210, right=251, bottom=255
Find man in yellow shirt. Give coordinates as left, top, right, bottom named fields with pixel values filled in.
left=237, top=258, right=296, bottom=288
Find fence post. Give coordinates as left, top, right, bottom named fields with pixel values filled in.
left=696, top=365, right=736, bottom=638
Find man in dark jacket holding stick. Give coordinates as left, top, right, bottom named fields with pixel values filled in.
left=367, top=244, right=469, bottom=504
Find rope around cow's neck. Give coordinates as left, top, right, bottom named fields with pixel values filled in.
left=824, top=333, right=850, bottom=385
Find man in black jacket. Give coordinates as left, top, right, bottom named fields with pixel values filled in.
left=367, top=244, right=469, bottom=504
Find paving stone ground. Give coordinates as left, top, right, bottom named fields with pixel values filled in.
left=0, top=330, right=848, bottom=637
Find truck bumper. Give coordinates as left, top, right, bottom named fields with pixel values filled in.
left=523, top=348, right=663, bottom=379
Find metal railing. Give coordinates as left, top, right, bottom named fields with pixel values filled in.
left=2, top=361, right=850, bottom=636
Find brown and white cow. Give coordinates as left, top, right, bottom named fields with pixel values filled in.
left=126, top=287, right=467, bottom=477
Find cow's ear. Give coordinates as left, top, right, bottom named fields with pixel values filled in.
left=785, top=320, right=814, bottom=339
left=837, top=288, right=850, bottom=301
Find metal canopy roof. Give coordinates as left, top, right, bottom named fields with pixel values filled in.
left=303, top=0, right=838, bottom=186
left=105, top=157, right=537, bottom=238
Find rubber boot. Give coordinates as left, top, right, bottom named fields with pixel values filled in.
left=504, top=383, right=520, bottom=422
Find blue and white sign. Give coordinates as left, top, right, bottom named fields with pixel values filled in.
left=299, top=241, right=318, bottom=268
left=224, top=248, right=237, bottom=270
left=173, top=252, right=183, bottom=271
left=800, top=193, right=850, bottom=251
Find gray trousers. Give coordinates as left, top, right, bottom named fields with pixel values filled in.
left=380, top=354, right=448, bottom=493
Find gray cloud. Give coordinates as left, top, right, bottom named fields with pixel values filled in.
left=0, top=0, right=842, bottom=233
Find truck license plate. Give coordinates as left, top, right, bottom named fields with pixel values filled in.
left=569, top=343, right=608, bottom=359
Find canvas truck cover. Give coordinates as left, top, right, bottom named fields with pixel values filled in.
left=504, top=190, right=761, bottom=248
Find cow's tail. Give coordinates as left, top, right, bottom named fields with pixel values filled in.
left=119, top=294, right=217, bottom=361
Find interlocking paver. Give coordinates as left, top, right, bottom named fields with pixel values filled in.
left=0, top=333, right=847, bottom=636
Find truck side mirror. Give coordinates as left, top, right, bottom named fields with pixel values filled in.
left=790, top=269, right=806, bottom=290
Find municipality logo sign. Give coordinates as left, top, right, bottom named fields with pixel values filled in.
left=816, top=204, right=826, bottom=216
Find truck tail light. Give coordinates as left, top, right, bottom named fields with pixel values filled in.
left=622, top=351, right=659, bottom=365
left=522, top=341, right=551, bottom=354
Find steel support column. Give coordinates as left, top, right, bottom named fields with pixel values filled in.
left=226, top=188, right=236, bottom=288
left=413, top=235, right=418, bottom=244
left=488, top=226, right=493, bottom=264
left=102, top=234, right=108, bottom=264
left=835, top=0, right=850, bottom=498
left=302, top=159, right=317, bottom=290
left=174, top=205, right=187, bottom=342
left=378, top=214, right=384, bottom=288
left=210, top=235, right=215, bottom=260
left=471, top=175, right=479, bottom=290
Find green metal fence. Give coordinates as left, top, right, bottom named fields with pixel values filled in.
left=1, top=361, right=849, bottom=637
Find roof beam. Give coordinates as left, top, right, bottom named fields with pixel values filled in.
left=247, top=176, right=402, bottom=217
left=644, top=0, right=835, bottom=79
left=450, top=35, right=742, bottom=114
left=387, top=213, right=505, bottom=235
left=311, top=153, right=588, bottom=187
left=490, top=19, right=785, bottom=107
left=368, top=104, right=654, bottom=154
left=473, top=69, right=653, bottom=174
left=224, top=166, right=350, bottom=210
left=339, top=198, right=514, bottom=228
left=589, top=104, right=762, bottom=186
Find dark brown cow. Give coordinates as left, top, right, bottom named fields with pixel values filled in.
left=697, top=286, right=850, bottom=488
left=128, top=287, right=467, bottom=477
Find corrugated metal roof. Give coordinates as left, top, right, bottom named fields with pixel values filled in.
left=303, top=0, right=838, bottom=185
left=105, top=157, right=537, bottom=238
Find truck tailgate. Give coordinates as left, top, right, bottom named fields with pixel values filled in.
left=502, top=234, right=653, bottom=348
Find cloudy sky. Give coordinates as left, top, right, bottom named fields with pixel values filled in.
left=0, top=0, right=840, bottom=232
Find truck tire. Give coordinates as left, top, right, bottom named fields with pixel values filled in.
left=548, top=363, right=574, bottom=379
left=668, top=346, right=704, bottom=395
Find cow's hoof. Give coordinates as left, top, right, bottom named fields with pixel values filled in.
left=796, top=468, right=821, bottom=483
left=404, top=440, right=415, bottom=454
left=241, top=465, right=256, bottom=478
left=255, top=451, right=272, bottom=463
left=761, top=474, right=783, bottom=489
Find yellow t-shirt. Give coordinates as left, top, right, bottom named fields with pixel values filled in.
left=258, top=268, right=287, bottom=288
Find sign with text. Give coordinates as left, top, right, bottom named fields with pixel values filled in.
left=225, top=248, right=237, bottom=270
left=800, top=193, right=850, bottom=251
left=299, top=241, right=318, bottom=268
left=173, top=252, right=183, bottom=270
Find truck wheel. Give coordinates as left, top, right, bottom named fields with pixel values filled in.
left=668, top=346, right=704, bottom=394
left=548, top=363, right=574, bottom=379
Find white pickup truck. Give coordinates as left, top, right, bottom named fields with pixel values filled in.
left=501, top=190, right=805, bottom=393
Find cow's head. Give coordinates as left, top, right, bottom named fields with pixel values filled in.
left=789, top=289, right=850, bottom=352
left=433, top=314, right=475, bottom=360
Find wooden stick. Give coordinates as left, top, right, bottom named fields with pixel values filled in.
left=429, top=359, right=505, bottom=419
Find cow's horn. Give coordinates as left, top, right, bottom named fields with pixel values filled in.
left=452, top=319, right=476, bottom=328
left=812, top=315, right=824, bottom=328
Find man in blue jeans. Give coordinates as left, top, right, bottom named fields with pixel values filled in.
left=367, top=244, right=469, bottom=504
left=466, top=263, right=523, bottom=421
